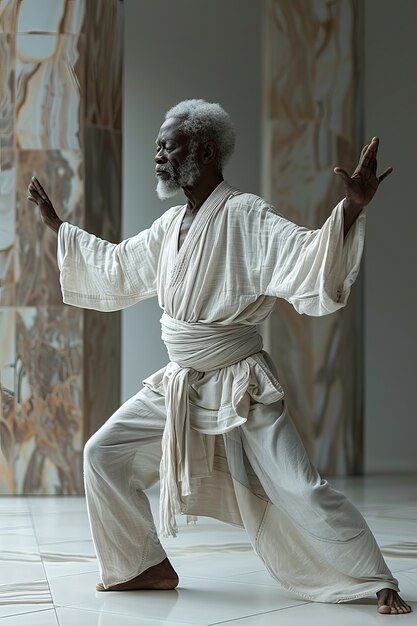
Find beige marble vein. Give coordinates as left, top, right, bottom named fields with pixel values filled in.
left=263, top=0, right=362, bottom=474
left=1, top=0, right=122, bottom=495
left=15, top=34, right=84, bottom=149
left=0, top=0, right=18, bottom=34
left=85, top=0, right=122, bottom=129
left=0, top=34, right=15, bottom=150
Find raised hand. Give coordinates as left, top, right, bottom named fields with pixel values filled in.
left=334, top=137, right=393, bottom=210
left=27, top=177, right=63, bottom=233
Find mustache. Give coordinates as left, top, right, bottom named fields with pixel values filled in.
left=155, top=164, right=176, bottom=176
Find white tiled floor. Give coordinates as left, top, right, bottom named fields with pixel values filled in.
left=1, top=475, right=416, bottom=625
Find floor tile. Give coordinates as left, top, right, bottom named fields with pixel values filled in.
left=0, top=608, right=59, bottom=624
left=0, top=579, right=53, bottom=618
left=26, top=496, right=86, bottom=511
left=0, top=560, right=46, bottom=585
left=32, top=511, right=92, bottom=544
left=170, top=552, right=262, bottom=580
left=224, top=570, right=279, bottom=587
left=1, top=476, right=416, bottom=625
left=385, top=556, right=417, bottom=574
left=0, top=514, right=38, bottom=550
left=39, top=539, right=98, bottom=579
left=49, top=572, right=305, bottom=624
left=56, top=606, right=200, bottom=626
left=212, top=599, right=415, bottom=625
left=0, top=514, right=33, bottom=531
left=0, top=499, right=30, bottom=514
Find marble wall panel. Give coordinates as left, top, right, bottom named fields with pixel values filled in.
left=85, top=0, right=122, bottom=129
left=84, top=309, right=120, bottom=439
left=0, top=33, right=15, bottom=150
left=0, top=0, right=123, bottom=494
left=17, top=0, right=85, bottom=35
left=0, top=149, right=16, bottom=305
left=263, top=0, right=362, bottom=474
left=0, top=308, right=16, bottom=493
left=1, top=1, right=85, bottom=34
left=84, top=126, right=121, bottom=241
left=15, top=149, right=84, bottom=306
left=0, top=0, right=18, bottom=33
left=82, top=125, right=122, bottom=437
left=15, top=33, right=85, bottom=149
left=12, top=306, right=83, bottom=494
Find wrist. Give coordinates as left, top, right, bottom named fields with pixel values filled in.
left=46, top=217, right=63, bottom=233
left=343, top=197, right=364, bottom=213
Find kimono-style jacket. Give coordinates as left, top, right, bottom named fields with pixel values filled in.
left=57, top=182, right=371, bottom=597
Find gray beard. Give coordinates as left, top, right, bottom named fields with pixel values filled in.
left=156, top=144, right=200, bottom=200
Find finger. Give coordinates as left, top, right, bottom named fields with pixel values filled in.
left=28, top=186, right=43, bottom=201
left=377, top=166, right=393, bottom=183
left=333, top=167, right=351, bottom=184
left=30, top=180, right=49, bottom=202
left=361, top=137, right=379, bottom=164
left=31, top=177, right=48, bottom=199
left=360, top=144, right=369, bottom=159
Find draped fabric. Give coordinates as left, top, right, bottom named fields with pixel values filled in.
left=55, top=181, right=400, bottom=602
left=57, top=180, right=365, bottom=535
left=158, top=312, right=264, bottom=536
left=57, top=181, right=365, bottom=320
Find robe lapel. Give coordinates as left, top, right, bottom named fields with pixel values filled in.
left=165, top=182, right=238, bottom=308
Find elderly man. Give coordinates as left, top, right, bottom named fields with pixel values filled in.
left=28, top=99, right=410, bottom=615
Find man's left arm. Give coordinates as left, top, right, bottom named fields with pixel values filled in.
left=333, top=137, right=393, bottom=238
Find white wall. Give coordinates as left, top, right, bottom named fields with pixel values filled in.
left=364, top=0, right=417, bottom=472
left=122, top=0, right=263, bottom=400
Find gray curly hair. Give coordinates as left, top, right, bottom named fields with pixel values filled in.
left=164, top=99, right=235, bottom=171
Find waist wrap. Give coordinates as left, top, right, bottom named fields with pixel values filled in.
left=159, top=312, right=263, bottom=537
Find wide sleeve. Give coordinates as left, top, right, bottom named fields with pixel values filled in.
left=56, top=210, right=173, bottom=312
left=258, top=199, right=366, bottom=316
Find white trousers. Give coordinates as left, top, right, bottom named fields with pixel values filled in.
left=84, top=386, right=399, bottom=601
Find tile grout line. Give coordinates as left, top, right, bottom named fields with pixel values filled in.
left=206, top=601, right=313, bottom=626
left=27, top=500, right=60, bottom=625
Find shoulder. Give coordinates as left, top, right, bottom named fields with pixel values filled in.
left=225, top=190, right=282, bottom=223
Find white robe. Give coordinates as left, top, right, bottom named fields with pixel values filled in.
left=57, top=181, right=399, bottom=601
left=57, top=180, right=365, bottom=437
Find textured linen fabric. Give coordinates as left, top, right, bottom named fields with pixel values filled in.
left=58, top=180, right=399, bottom=600
left=84, top=386, right=398, bottom=600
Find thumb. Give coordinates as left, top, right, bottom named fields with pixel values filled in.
left=333, top=167, right=351, bottom=185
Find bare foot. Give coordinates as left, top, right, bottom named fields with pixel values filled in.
left=96, top=557, right=179, bottom=592
left=377, top=588, right=412, bottom=614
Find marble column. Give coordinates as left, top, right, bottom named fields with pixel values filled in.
left=0, top=0, right=123, bottom=494
left=262, top=0, right=363, bottom=474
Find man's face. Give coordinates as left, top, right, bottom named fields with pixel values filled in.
left=155, top=117, right=200, bottom=199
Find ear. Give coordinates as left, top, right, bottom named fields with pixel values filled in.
left=201, top=140, right=217, bottom=165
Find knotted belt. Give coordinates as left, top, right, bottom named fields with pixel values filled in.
left=159, top=312, right=263, bottom=537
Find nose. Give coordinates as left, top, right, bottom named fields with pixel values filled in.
left=155, top=147, right=167, bottom=164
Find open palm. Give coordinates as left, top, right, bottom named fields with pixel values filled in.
left=334, top=137, right=393, bottom=208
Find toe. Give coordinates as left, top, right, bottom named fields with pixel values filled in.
left=96, top=582, right=105, bottom=592
left=378, top=605, right=391, bottom=614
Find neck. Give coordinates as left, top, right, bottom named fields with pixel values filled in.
left=182, top=171, right=224, bottom=213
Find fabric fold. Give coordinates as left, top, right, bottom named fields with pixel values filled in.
left=157, top=312, right=265, bottom=537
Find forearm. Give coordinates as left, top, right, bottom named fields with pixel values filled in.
left=343, top=198, right=364, bottom=238
left=47, top=217, right=63, bottom=233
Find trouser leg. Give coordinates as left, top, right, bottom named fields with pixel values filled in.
left=236, top=399, right=398, bottom=601
left=83, top=386, right=167, bottom=588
